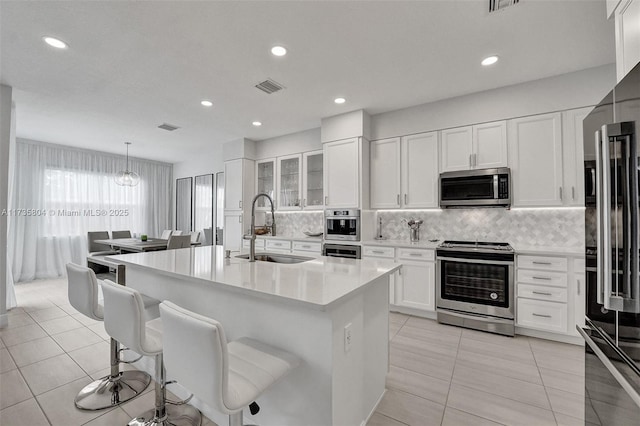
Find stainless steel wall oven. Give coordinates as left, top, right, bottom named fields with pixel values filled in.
left=324, top=209, right=360, bottom=241
left=436, top=241, right=515, bottom=336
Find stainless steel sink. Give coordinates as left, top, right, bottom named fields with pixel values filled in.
left=235, top=252, right=313, bottom=264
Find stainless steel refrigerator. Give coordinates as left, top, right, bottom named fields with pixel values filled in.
left=581, top=62, right=640, bottom=424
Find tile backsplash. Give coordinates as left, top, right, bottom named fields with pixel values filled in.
left=273, top=208, right=585, bottom=249
left=273, top=212, right=324, bottom=237
left=377, top=208, right=585, bottom=248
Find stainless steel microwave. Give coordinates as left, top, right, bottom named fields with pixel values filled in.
left=439, top=168, right=511, bottom=208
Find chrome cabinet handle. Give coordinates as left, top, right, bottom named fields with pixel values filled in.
left=303, top=198, right=306, bottom=207
left=404, top=194, right=408, bottom=204
left=325, top=196, right=328, bottom=205
left=532, top=291, right=553, bottom=296
left=409, top=253, right=423, bottom=257
left=572, top=186, right=575, bottom=200
left=577, top=278, right=581, bottom=296
left=469, top=154, right=472, bottom=167
left=559, top=187, right=563, bottom=200
left=239, top=200, right=242, bottom=209
left=372, top=250, right=385, bottom=254
left=397, top=194, right=400, bottom=204
left=532, top=276, right=552, bottom=281
left=473, top=153, right=477, bottom=167
left=532, top=261, right=551, bottom=265
left=532, top=313, right=552, bottom=318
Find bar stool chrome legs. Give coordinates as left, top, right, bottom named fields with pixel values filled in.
left=75, top=338, right=151, bottom=410
left=128, top=353, right=201, bottom=426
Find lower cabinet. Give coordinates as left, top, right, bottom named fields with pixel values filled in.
left=396, top=261, right=435, bottom=312
left=516, top=253, right=584, bottom=338
left=223, top=213, right=244, bottom=251
left=242, top=238, right=322, bottom=256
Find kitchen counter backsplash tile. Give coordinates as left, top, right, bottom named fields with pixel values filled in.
left=273, top=212, right=324, bottom=237
left=377, top=209, right=585, bottom=248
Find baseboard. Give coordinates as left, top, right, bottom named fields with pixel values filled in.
left=0, top=313, right=7, bottom=328
left=389, top=305, right=436, bottom=320
left=515, top=327, right=585, bottom=346
left=361, top=388, right=386, bottom=426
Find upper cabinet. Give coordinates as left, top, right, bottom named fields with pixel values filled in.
left=370, top=132, right=439, bottom=209
left=614, top=0, right=640, bottom=81
left=562, top=107, right=592, bottom=207
left=508, top=113, right=563, bottom=207
left=302, top=150, right=324, bottom=210
left=440, top=121, right=507, bottom=172
left=224, top=159, right=253, bottom=211
left=324, top=138, right=363, bottom=208
left=277, top=154, right=302, bottom=210
left=370, top=138, right=401, bottom=209
left=255, top=158, right=276, bottom=210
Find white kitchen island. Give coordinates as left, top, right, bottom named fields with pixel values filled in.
left=109, top=245, right=399, bottom=426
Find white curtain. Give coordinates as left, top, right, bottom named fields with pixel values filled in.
left=5, top=102, right=17, bottom=308
left=8, top=139, right=172, bottom=283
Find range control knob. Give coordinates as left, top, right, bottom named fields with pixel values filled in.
left=490, top=292, right=498, bottom=300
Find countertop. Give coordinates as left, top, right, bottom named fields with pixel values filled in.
left=110, top=245, right=399, bottom=309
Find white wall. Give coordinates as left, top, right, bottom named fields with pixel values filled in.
left=0, top=85, right=13, bottom=327
left=255, top=127, right=321, bottom=159
left=370, top=64, right=616, bottom=140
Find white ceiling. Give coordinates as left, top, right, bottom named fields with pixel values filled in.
left=0, top=0, right=615, bottom=163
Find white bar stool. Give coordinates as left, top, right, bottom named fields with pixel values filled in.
left=66, top=263, right=159, bottom=410
left=159, top=301, right=300, bottom=426
left=100, top=280, right=201, bottom=426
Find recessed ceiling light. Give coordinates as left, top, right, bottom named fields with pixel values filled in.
left=43, top=36, right=68, bottom=49
left=252, top=121, right=262, bottom=127
left=334, top=97, right=346, bottom=104
left=271, top=46, right=287, bottom=57
left=481, top=55, right=499, bottom=66
left=200, top=100, right=213, bottom=107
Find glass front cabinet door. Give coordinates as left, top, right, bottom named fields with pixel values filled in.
left=255, top=158, right=276, bottom=210
left=302, top=150, right=324, bottom=210
left=277, top=154, right=302, bottom=210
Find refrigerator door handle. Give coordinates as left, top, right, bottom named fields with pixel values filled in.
left=577, top=325, right=640, bottom=409
left=596, top=129, right=609, bottom=305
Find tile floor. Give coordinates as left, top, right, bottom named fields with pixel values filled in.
left=0, top=278, right=587, bottom=426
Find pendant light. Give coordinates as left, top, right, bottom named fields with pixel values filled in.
left=115, top=142, right=140, bottom=187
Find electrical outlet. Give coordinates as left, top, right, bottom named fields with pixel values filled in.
left=344, top=323, right=352, bottom=352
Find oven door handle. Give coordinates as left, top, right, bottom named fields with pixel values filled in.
left=436, top=256, right=514, bottom=266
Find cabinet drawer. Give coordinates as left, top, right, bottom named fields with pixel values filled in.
left=518, top=255, right=567, bottom=272
left=517, top=269, right=567, bottom=288
left=242, top=239, right=266, bottom=249
left=292, top=241, right=322, bottom=253
left=362, top=246, right=395, bottom=258
left=517, top=284, right=567, bottom=303
left=517, top=298, right=567, bottom=333
left=397, top=248, right=434, bottom=262
left=266, top=239, right=292, bottom=251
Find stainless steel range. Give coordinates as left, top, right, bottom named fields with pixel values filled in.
left=436, top=240, right=515, bottom=336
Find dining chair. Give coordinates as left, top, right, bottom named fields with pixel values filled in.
left=87, top=231, right=118, bottom=256
left=160, top=230, right=172, bottom=240
left=167, top=235, right=191, bottom=249
left=111, top=230, right=131, bottom=239
left=172, top=230, right=183, bottom=236
left=190, top=231, right=200, bottom=244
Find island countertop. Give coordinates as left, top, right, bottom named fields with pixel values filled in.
left=109, top=245, right=400, bottom=310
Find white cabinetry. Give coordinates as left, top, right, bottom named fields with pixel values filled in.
left=508, top=113, right=563, bottom=207
left=223, top=158, right=255, bottom=250
left=562, top=107, right=591, bottom=206
left=516, top=253, right=584, bottom=338
left=255, top=158, right=276, bottom=209
left=362, top=246, right=397, bottom=303
left=370, top=138, right=401, bottom=209
left=277, top=154, right=302, bottom=210
left=440, top=121, right=507, bottom=172
left=324, top=138, right=365, bottom=208
left=396, top=248, right=435, bottom=312
left=302, top=150, right=324, bottom=210
left=614, top=0, right=640, bottom=81
left=370, top=132, right=439, bottom=209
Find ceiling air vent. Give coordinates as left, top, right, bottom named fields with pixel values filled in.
left=255, top=78, right=285, bottom=94
left=158, top=123, right=180, bottom=131
left=489, top=0, right=519, bottom=12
